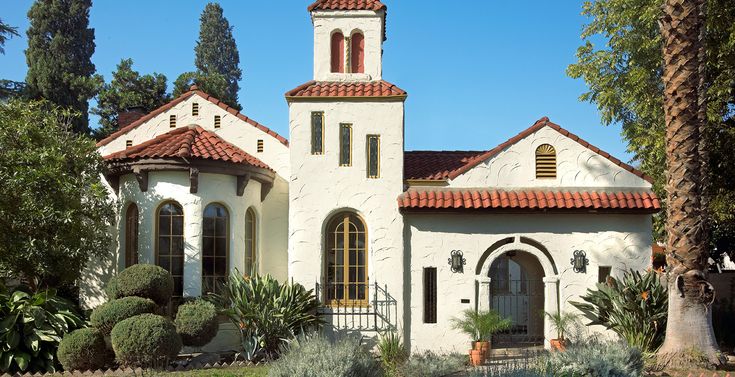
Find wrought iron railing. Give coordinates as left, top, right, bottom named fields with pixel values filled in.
left=315, top=282, right=397, bottom=332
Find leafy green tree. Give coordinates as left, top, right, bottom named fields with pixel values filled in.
left=172, top=70, right=229, bottom=100
left=0, top=20, right=23, bottom=100
left=567, top=0, right=735, bottom=263
left=25, top=0, right=101, bottom=135
left=92, top=58, right=171, bottom=140
left=0, top=100, right=114, bottom=290
left=0, top=18, right=19, bottom=55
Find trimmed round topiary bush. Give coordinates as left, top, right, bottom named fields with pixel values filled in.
left=90, top=296, right=157, bottom=334
left=57, top=328, right=113, bottom=371
left=111, top=313, right=182, bottom=368
left=175, top=299, right=219, bottom=347
left=105, top=264, right=173, bottom=306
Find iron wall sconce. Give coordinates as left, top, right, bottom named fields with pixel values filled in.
left=571, top=250, right=589, bottom=273
left=448, top=250, right=466, bottom=273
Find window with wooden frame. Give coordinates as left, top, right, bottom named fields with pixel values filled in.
left=535, top=144, right=556, bottom=178
left=366, top=135, right=380, bottom=178
left=339, top=123, right=352, bottom=166
left=169, top=114, right=177, bottom=128
left=156, top=202, right=184, bottom=299
left=423, top=267, right=437, bottom=323
left=124, top=203, right=139, bottom=268
left=192, top=102, right=199, bottom=116
left=311, top=112, right=324, bottom=154
left=244, top=208, right=257, bottom=276
left=202, top=203, right=229, bottom=294
left=325, top=212, right=367, bottom=305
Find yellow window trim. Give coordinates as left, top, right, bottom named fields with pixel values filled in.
left=339, top=123, right=352, bottom=167
left=366, top=134, right=380, bottom=178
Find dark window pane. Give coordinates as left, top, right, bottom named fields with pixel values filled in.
left=172, top=237, right=184, bottom=255
left=215, top=257, right=227, bottom=276
left=203, top=257, right=214, bottom=276
left=215, top=218, right=226, bottom=236
left=203, top=237, right=214, bottom=257
left=172, top=216, right=183, bottom=235
left=172, top=256, right=184, bottom=276
left=203, top=218, right=214, bottom=235
left=173, top=280, right=183, bottom=297
left=367, top=135, right=379, bottom=178
left=215, top=238, right=227, bottom=257
left=340, top=124, right=351, bottom=165
left=311, top=112, right=323, bottom=154
left=158, top=257, right=170, bottom=272
left=158, top=216, right=171, bottom=235
left=158, top=237, right=170, bottom=255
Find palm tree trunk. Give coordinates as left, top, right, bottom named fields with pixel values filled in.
left=656, top=0, right=722, bottom=369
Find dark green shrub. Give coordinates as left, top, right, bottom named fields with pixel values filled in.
left=57, top=328, right=113, bottom=371
left=90, top=296, right=157, bottom=334
left=175, top=299, right=219, bottom=347
left=110, top=313, right=182, bottom=368
left=268, top=335, right=381, bottom=377
left=105, top=264, right=173, bottom=306
left=543, top=338, right=643, bottom=377
left=571, top=270, right=667, bottom=352
left=0, top=285, right=84, bottom=373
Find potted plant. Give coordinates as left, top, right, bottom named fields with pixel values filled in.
left=544, top=310, right=579, bottom=351
left=451, top=309, right=512, bottom=365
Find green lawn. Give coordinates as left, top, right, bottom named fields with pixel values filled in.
left=150, top=366, right=269, bottom=377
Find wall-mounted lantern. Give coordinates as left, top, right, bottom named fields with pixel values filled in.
left=571, top=250, right=589, bottom=273
left=448, top=250, right=466, bottom=273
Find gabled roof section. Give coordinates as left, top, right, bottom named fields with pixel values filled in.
left=307, top=0, right=386, bottom=12
left=405, top=117, right=652, bottom=183
left=103, top=125, right=272, bottom=171
left=96, top=85, right=288, bottom=147
left=285, top=80, right=406, bottom=100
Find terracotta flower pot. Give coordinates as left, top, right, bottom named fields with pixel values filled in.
left=469, top=349, right=484, bottom=366
left=550, top=338, right=566, bottom=351
left=475, top=340, right=490, bottom=360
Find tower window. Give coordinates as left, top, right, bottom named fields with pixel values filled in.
left=214, top=115, right=221, bottom=128
left=366, top=135, right=380, bottom=178
left=257, top=140, right=264, bottom=153
left=339, top=123, right=352, bottom=166
left=170, top=115, right=177, bottom=128
left=324, top=212, right=367, bottom=304
left=331, top=31, right=345, bottom=73
left=192, top=102, right=199, bottom=116
left=535, top=144, right=556, bottom=178
left=350, top=32, right=365, bottom=74
left=311, top=112, right=324, bottom=155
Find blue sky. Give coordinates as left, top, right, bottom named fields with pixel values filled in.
left=0, top=1, right=634, bottom=161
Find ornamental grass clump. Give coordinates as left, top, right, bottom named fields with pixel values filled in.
left=105, top=264, right=174, bottom=306
left=268, top=335, right=382, bottom=377
left=90, top=296, right=157, bottom=335
left=377, top=331, right=408, bottom=376
left=110, top=313, right=182, bottom=368
left=174, top=299, right=219, bottom=347
left=57, top=328, right=113, bottom=371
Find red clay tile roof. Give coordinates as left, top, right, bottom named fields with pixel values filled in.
left=403, top=117, right=653, bottom=183
left=104, top=125, right=272, bottom=171
left=285, top=80, right=407, bottom=99
left=97, top=85, right=288, bottom=147
left=307, top=0, right=386, bottom=12
left=398, top=188, right=661, bottom=213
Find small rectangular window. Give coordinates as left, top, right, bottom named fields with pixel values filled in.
left=125, top=140, right=133, bottom=148
left=423, top=267, right=437, bottom=324
left=257, top=139, right=264, bottom=153
left=311, top=112, right=324, bottom=154
left=366, top=135, right=380, bottom=178
left=599, top=266, right=612, bottom=284
left=192, top=103, right=199, bottom=116
left=339, top=123, right=352, bottom=166
left=169, top=115, right=176, bottom=128
left=214, top=115, right=221, bottom=128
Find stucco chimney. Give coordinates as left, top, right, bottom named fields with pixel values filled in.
left=118, top=106, right=146, bottom=128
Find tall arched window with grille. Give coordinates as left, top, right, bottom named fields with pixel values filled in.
left=244, top=208, right=257, bottom=276
left=157, top=202, right=184, bottom=299
left=330, top=31, right=345, bottom=73
left=535, top=144, right=557, bottom=179
left=202, top=203, right=229, bottom=294
left=124, top=203, right=139, bottom=268
left=350, top=32, right=364, bottom=73
left=324, top=212, right=367, bottom=304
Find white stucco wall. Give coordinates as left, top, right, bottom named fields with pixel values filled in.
left=287, top=99, right=405, bottom=335
left=449, top=125, right=652, bottom=189
left=312, top=10, right=384, bottom=81
left=405, top=213, right=653, bottom=353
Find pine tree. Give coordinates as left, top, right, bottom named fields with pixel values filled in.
left=0, top=18, right=19, bottom=55
left=92, top=59, right=171, bottom=140
left=194, top=3, right=242, bottom=110
left=25, top=0, right=100, bottom=134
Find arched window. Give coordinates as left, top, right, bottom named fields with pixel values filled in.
left=350, top=32, right=364, bottom=73
left=535, top=144, right=557, bottom=178
left=330, top=31, right=345, bottom=73
left=203, top=204, right=229, bottom=294
left=325, top=212, right=367, bottom=304
left=124, top=203, right=139, bottom=268
left=156, top=202, right=184, bottom=298
left=244, top=208, right=257, bottom=276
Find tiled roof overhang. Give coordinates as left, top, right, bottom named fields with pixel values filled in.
left=285, top=80, right=407, bottom=101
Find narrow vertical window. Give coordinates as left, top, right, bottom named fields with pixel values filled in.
left=311, top=112, right=324, bottom=155
left=214, top=115, right=221, bottom=128
left=535, top=144, right=556, bottom=178
left=203, top=204, right=228, bottom=294
left=599, top=266, right=612, bottom=284
left=124, top=203, right=139, bottom=268
left=170, top=115, right=177, bottom=128
left=330, top=31, right=345, bottom=73
left=339, top=123, right=352, bottom=166
left=423, top=267, right=437, bottom=323
left=257, top=139, right=264, bottom=153
left=157, top=202, right=184, bottom=299
left=366, top=135, right=380, bottom=178
left=350, top=32, right=365, bottom=73
left=244, top=208, right=257, bottom=276
left=192, top=102, right=199, bottom=116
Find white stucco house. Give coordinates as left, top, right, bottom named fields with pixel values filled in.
left=82, top=0, right=660, bottom=353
